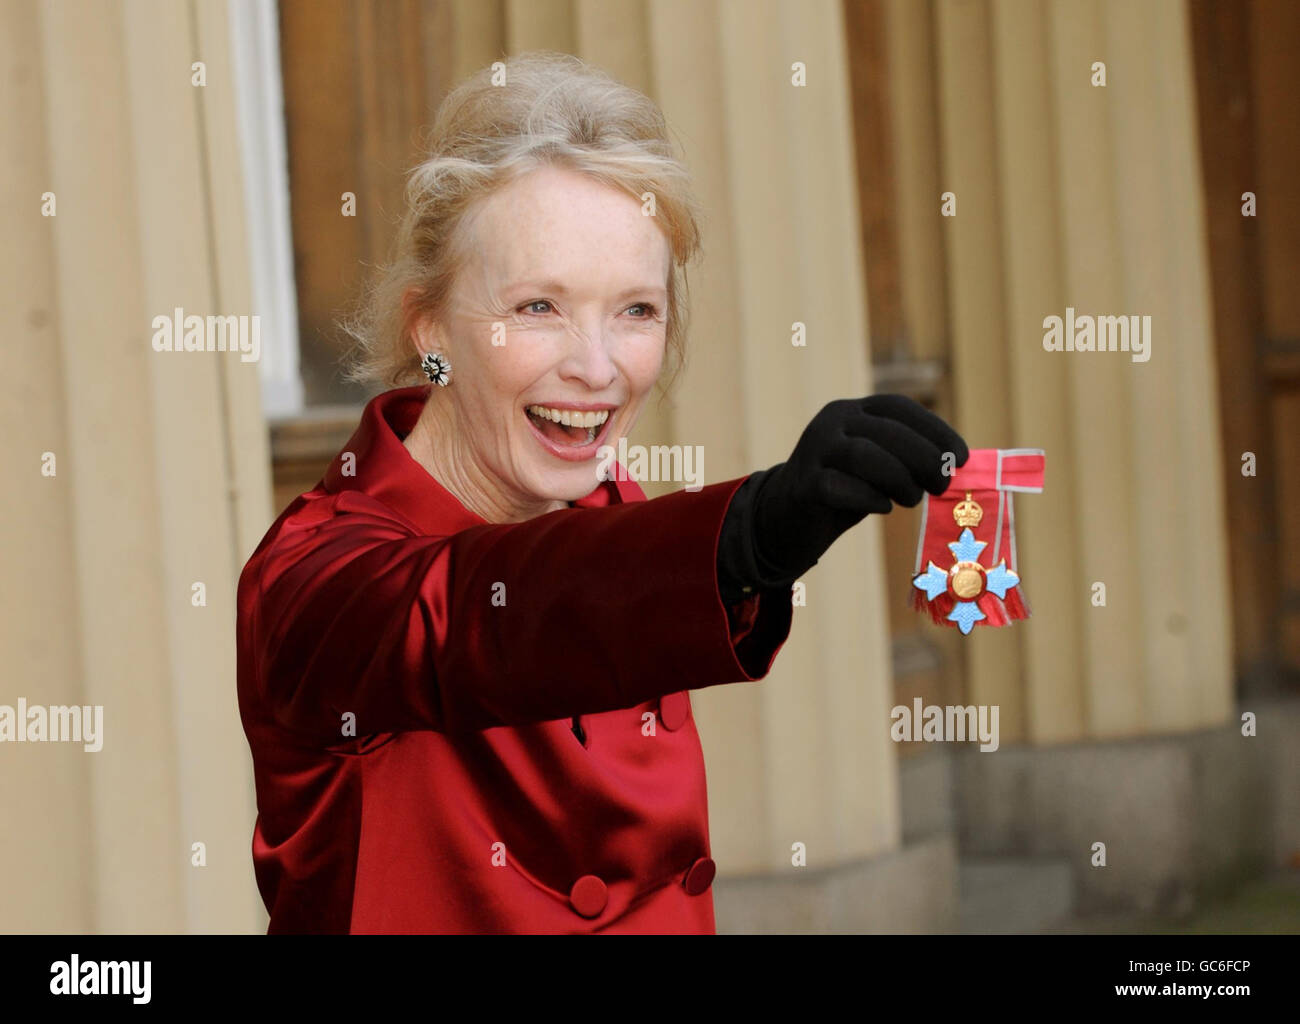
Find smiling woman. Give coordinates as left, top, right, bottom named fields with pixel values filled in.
left=342, top=52, right=700, bottom=400
left=235, top=50, right=966, bottom=935
left=394, top=162, right=673, bottom=512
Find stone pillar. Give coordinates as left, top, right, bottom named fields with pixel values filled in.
left=647, top=0, right=905, bottom=898
left=0, top=0, right=270, bottom=932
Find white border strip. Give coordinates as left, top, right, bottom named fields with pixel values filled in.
left=992, top=490, right=1005, bottom=564
left=995, top=447, right=1046, bottom=492
left=1008, top=492, right=1018, bottom=571
left=913, top=493, right=930, bottom=574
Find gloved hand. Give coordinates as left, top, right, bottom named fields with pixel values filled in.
left=717, top=395, right=969, bottom=603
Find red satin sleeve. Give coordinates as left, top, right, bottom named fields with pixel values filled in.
left=243, top=477, right=794, bottom=739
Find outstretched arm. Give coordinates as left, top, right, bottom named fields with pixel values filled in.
left=243, top=478, right=793, bottom=741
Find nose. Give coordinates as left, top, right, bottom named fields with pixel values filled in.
left=557, top=315, right=618, bottom=390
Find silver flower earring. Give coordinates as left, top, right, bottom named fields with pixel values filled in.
left=420, top=351, right=452, bottom=387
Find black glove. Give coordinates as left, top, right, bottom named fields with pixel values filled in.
left=717, top=395, right=969, bottom=604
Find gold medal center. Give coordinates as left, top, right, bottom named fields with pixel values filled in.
left=950, top=564, right=984, bottom=599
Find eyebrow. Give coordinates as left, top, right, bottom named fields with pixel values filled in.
left=507, top=279, right=667, bottom=301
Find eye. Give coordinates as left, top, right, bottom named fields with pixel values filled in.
left=519, top=300, right=553, bottom=315
left=625, top=302, right=660, bottom=318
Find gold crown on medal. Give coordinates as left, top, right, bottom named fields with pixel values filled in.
left=953, top=492, right=984, bottom=528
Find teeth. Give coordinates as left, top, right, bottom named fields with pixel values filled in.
left=526, top=405, right=611, bottom=429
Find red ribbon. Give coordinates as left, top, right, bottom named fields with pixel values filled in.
left=911, top=448, right=1045, bottom=628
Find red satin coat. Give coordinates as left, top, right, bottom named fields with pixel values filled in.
left=236, top=385, right=794, bottom=933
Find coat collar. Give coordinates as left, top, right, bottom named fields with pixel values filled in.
left=322, top=385, right=638, bottom=536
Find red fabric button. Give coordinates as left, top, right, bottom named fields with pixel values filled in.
left=659, top=691, right=691, bottom=731
left=683, top=857, right=716, bottom=896
left=569, top=874, right=608, bottom=918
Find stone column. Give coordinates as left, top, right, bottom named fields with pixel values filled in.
left=0, top=0, right=270, bottom=932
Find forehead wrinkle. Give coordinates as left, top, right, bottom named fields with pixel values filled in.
left=470, top=170, right=670, bottom=294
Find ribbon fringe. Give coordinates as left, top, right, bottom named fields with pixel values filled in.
left=910, top=583, right=1031, bottom=628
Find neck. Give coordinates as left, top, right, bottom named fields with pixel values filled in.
left=402, top=391, right=567, bottom=524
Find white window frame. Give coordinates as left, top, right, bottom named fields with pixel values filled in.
left=228, top=0, right=304, bottom=417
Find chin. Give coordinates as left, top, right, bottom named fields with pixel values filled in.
left=533, top=462, right=603, bottom=504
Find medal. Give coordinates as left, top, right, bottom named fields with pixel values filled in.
left=911, top=448, right=1045, bottom=633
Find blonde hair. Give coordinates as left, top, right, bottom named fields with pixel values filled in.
left=344, top=51, right=703, bottom=392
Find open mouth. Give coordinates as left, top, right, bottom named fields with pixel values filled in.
left=524, top=404, right=614, bottom=450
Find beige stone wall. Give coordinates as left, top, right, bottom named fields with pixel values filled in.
left=0, top=0, right=270, bottom=932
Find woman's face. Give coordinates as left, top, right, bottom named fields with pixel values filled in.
left=414, top=164, right=671, bottom=508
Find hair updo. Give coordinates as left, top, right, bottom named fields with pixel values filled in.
left=344, top=50, right=703, bottom=391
